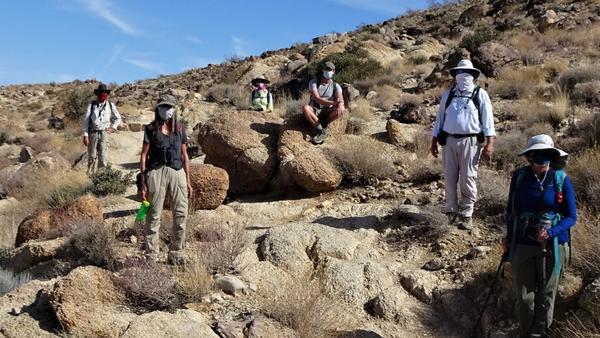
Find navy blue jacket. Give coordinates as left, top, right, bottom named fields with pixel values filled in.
left=506, top=167, right=577, bottom=246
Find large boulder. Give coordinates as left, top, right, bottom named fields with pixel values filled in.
left=369, top=286, right=414, bottom=324
left=278, top=121, right=343, bottom=193
left=386, top=119, right=420, bottom=148
left=10, top=238, right=67, bottom=272
left=15, top=194, right=103, bottom=246
left=472, top=42, right=519, bottom=78
left=189, top=164, right=229, bottom=210
left=199, top=112, right=283, bottom=194
left=49, top=266, right=136, bottom=337
left=121, top=309, right=219, bottom=338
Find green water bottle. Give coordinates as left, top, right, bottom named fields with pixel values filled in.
left=135, top=200, right=151, bottom=221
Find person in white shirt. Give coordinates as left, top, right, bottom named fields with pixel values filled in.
left=430, top=59, right=495, bottom=229
left=82, top=83, right=121, bottom=173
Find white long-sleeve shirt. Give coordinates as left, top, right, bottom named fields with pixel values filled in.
left=82, top=100, right=121, bottom=136
left=432, top=86, right=495, bottom=137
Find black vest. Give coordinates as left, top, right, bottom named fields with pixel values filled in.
left=146, top=125, right=184, bottom=171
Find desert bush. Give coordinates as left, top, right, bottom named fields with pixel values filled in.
left=572, top=81, right=600, bottom=107
left=66, top=220, right=116, bottom=267
left=62, top=86, right=95, bottom=120
left=577, top=113, right=600, bottom=149
left=542, top=58, right=569, bottom=80
left=492, top=130, right=527, bottom=172
left=275, top=91, right=311, bottom=118
left=115, top=262, right=179, bottom=313
left=257, top=272, right=353, bottom=338
left=174, top=255, right=213, bottom=302
left=407, top=158, right=442, bottom=185
left=197, top=223, right=248, bottom=274
left=508, top=33, right=543, bottom=66
left=517, top=91, right=570, bottom=128
left=90, top=166, right=133, bottom=196
left=0, top=129, right=9, bottom=146
left=206, top=84, right=248, bottom=110
left=569, top=149, right=600, bottom=213
left=558, top=64, right=600, bottom=91
left=570, top=208, right=600, bottom=279
left=298, top=47, right=383, bottom=85
left=476, top=169, right=510, bottom=217
left=47, top=185, right=88, bottom=209
left=459, top=26, right=497, bottom=53
left=0, top=268, right=32, bottom=296
left=491, top=66, right=546, bottom=99
left=329, top=136, right=398, bottom=185
left=349, top=98, right=373, bottom=121
left=369, top=85, right=400, bottom=111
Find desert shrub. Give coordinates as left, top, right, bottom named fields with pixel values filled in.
left=569, top=149, right=600, bottom=213
left=66, top=220, right=116, bottom=267
left=577, top=113, right=600, bottom=149
left=329, top=136, right=398, bottom=185
left=174, top=255, right=213, bottom=302
left=407, top=158, right=442, bottom=185
left=346, top=98, right=372, bottom=134
left=47, top=185, right=88, bottom=209
left=572, top=81, right=600, bottom=107
left=0, top=130, right=8, bottom=146
left=491, top=66, right=546, bottom=99
left=570, top=208, right=600, bottom=279
left=508, top=32, right=543, bottom=66
left=205, top=84, right=248, bottom=110
left=90, top=166, right=133, bottom=196
left=257, top=272, right=353, bottom=338
left=517, top=91, right=570, bottom=128
left=370, top=85, right=401, bottom=111
left=297, top=47, right=383, bottom=85
left=492, top=130, right=527, bottom=172
left=476, top=169, right=510, bottom=217
left=275, top=91, right=311, bottom=118
left=0, top=268, right=32, bottom=296
left=558, top=64, right=600, bottom=91
left=62, top=87, right=94, bottom=120
left=542, top=58, right=569, bottom=80
left=115, top=262, right=179, bottom=313
left=197, top=223, right=248, bottom=274
left=459, top=26, right=497, bottom=53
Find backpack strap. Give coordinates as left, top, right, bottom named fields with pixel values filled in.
left=88, top=100, right=98, bottom=133
left=471, top=86, right=482, bottom=125
left=508, top=166, right=530, bottom=262
left=442, top=86, right=482, bottom=131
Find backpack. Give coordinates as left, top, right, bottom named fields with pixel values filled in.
left=311, top=77, right=340, bottom=108
left=87, top=100, right=115, bottom=133
left=437, top=86, right=484, bottom=145
left=507, top=166, right=570, bottom=269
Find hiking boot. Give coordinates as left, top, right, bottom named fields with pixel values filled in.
left=311, top=128, right=328, bottom=144
left=457, top=216, right=473, bottom=230
left=444, top=212, right=458, bottom=225
left=167, top=251, right=185, bottom=266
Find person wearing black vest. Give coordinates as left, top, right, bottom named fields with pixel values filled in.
left=139, top=94, right=192, bottom=265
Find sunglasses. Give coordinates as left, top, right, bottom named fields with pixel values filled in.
left=454, top=69, right=470, bottom=75
left=324, top=67, right=334, bottom=71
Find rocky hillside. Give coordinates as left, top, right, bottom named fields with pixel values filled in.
left=1, top=0, right=600, bottom=337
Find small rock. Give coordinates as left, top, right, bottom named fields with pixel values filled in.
left=422, top=258, right=446, bottom=271
left=468, top=246, right=491, bottom=259
left=214, top=276, right=248, bottom=297
left=19, top=146, right=34, bottom=163
left=366, top=91, right=378, bottom=101
left=210, top=293, right=224, bottom=304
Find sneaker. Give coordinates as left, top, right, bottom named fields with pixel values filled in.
left=311, top=128, right=328, bottom=144
left=167, top=251, right=185, bottom=266
left=457, top=216, right=473, bottom=230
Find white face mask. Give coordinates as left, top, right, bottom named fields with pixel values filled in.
left=322, top=70, right=334, bottom=80
left=158, top=106, right=174, bottom=120
left=455, top=73, right=474, bottom=92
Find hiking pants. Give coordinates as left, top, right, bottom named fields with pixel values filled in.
left=145, top=166, right=188, bottom=257
left=442, top=135, right=482, bottom=217
left=87, top=130, right=108, bottom=172
left=512, top=243, right=568, bottom=337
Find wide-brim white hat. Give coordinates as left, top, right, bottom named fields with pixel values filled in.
left=518, top=134, right=568, bottom=157
left=450, top=59, right=481, bottom=79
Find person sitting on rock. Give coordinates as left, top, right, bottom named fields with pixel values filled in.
left=82, top=83, right=121, bottom=173
left=139, top=94, right=193, bottom=265
left=250, top=75, right=273, bottom=112
left=302, top=61, right=345, bottom=144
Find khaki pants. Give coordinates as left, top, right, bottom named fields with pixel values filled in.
left=512, top=243, right=568, bottom=337
left=145, top=166, right=188, bottom=257
left=88, top=130, right=108, bottom=172
left=442, top=136, right=482, bottom=217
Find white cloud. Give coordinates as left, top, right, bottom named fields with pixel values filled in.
left=80, top=0, right=139, bottom=36
left=107, top=44, right=127, bottom=67
left=122, top=57, right=162, bottom=72
left=184, top=34, right=203, bottom=45
left=328, top=0, right=407, bottom=15
left=232, top=36, right=247, bottom=57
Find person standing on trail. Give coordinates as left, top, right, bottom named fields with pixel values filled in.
left=504, top=134, right=576, bottom=337
left=430, top=59, right=495, bottom=230
left=250, top=75, right=273, bottom=112
left=139, top=94, right=193, bottom=265
left=302, top=61, right=345, bottom=144
left=82, top=83, right=121, bottom=173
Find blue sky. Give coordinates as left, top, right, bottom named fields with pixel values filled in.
left=0, top=0, right=431, bottom=85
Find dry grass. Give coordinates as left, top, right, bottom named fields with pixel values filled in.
left=407, top=157, right=443, bottom=185
left=370, top=85, right=401, bottom=111
left=508, top=32, right=544, bottom=66
left=0, top=268, right=32, bottom=296
left=256, top=271, right=354, bottom=338
left=572, top=81, right=600, bottom=107
left=205, top=84, right=248, bottom=110
left=349, top=98, right=373, bottom=121
left=558, top=63, right=600, bottom=91
left=553, top=313, right=600, bottom=338
left=516, top=89, right=570, bottom=127
left=174, top=255, right=213, bottom=302
left=492, top=130, right=528, bottom=172
left=275, top=91, right=311, bottom=118
left=114, top=262, right=179, bottom=313
left=476, top=169, right=510, bottom=217
left=491, top=66, right=546, bottom=99
left=577, top=113, right=600, bottom=149
left=542, top=58, right=569, bottom=80
left=541, top=24, right=600, bottom=51
left=571, top=207, right=600, bottom=278
left=66, top=219, right=117, bottom=268
left=328, top=136, right=398, bottom=185
left=569, top=149, right=600, bottom=213
left=196, top=223, right=248, bottom=274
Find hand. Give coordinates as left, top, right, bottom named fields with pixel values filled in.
left=334, top=104, right=344, bottom=119
left=482, top=142, right=494, bottom=160
left=536, top=228, right=549, bottom=243
left=187, top=182, right=194, bottom=198
left=83, top=136, right=89, bottom=146
left=107, top=127, right=115, bottom=134
left=430, top=140, right=439, bottom=158
left=140, top=183, right=148, bottom=201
